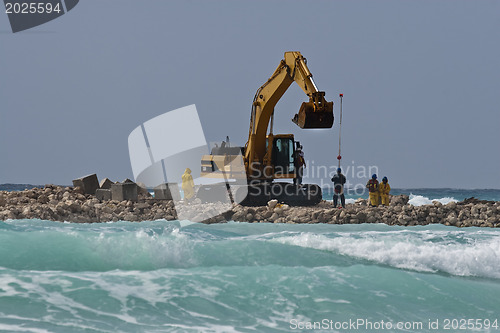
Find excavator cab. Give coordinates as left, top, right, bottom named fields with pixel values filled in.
left=292, top=91, right=334, bottom=129
left=271, top=136, right=296, bottom=178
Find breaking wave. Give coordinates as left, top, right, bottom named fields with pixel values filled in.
left=408, top=194, right=458, bottom=206
left=272, top=228, right=500, bottom=279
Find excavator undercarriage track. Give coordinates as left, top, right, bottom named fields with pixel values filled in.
left=238, top=183, right=322, bottom=206
left=196, top=183, right=322, bottom=207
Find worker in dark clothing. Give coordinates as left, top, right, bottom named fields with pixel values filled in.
left=331, top=168, right=346, bottom=208
left=294, top=145, right=306, bottom=185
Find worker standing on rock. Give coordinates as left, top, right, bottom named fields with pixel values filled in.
left=182, top=168, right=195, bottom=200
left=366, top=174, right=379, bottom=207
left=379, top=176, right=391, bottom=206
left=331, top=168, right=346, bottom=208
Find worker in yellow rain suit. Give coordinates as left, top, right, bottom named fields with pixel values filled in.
left=379, top=176, right=391, bottom=206
left=366, top=174, right=379, bottom=207
left=181, top=168, right=195, bottom=200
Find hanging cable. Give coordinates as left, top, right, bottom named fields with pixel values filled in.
left=337, top=93, right=343, bottom=168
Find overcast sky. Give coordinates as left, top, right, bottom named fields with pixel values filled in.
left=1, top=0, right=499, bottom=189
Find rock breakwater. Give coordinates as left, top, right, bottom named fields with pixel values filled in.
left=0, top=185, right=499, bottom=227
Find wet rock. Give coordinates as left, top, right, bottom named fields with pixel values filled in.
left=459, top=197, right=490, bottom=205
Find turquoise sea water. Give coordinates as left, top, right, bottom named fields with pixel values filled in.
left=1, top=218, right=500, bottom=332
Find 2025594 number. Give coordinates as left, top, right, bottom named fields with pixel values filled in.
left=443, top=319, right=499, bottom=330
left=5, top=2, right=61, bottom=14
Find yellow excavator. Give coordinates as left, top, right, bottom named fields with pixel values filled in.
left=198, top=51, right=334, bottom=206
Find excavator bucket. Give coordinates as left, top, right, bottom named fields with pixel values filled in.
left=292, top=92, right=334, bottom=129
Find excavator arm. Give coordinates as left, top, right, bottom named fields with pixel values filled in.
left=245, top=51, right=334, bottom=177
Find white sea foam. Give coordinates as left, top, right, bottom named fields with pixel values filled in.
left=327, top=195, right=457, bottom=206
left=408, top=194, right=458, bottom=206
left=273, top=230, right=500, bottom=279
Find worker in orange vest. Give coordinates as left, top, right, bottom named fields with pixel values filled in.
left=366, top=174, right=379, bottom=207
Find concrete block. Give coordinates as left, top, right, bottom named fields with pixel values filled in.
left=96, top=189, right=112, bottom=201
left=72, top=174, right=99, bottom=195
left=99, top=178, right=114, bottom=190
left=154, top=183, right=181, bottom=201
left=111, top=182, right=138, bottom=202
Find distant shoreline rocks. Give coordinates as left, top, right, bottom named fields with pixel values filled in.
left=0, top=185, right=499, bottom=228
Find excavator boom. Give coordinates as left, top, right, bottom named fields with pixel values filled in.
left=246, top=51, right=333, bottom=177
